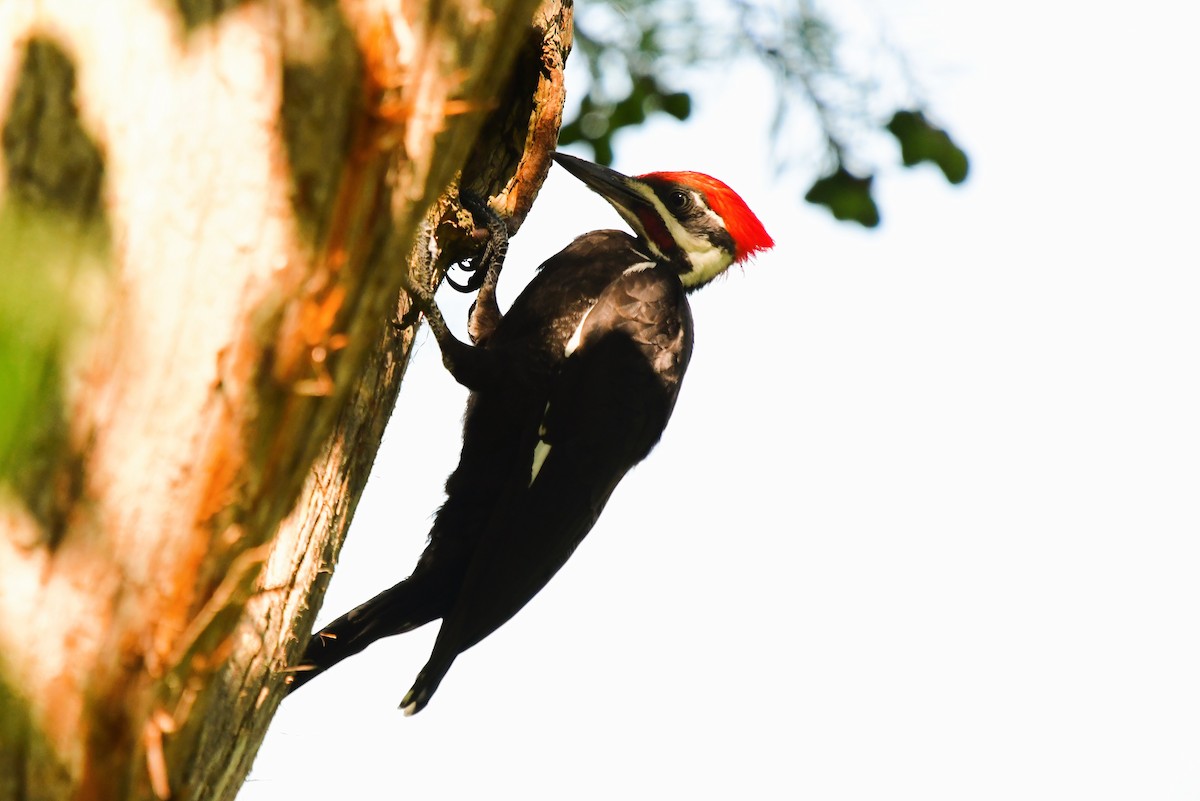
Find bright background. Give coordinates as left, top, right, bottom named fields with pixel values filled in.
left=243, top=1, right=1200, bottom=798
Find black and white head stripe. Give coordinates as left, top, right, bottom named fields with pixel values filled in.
left=551, top=153, right=774, bottom=289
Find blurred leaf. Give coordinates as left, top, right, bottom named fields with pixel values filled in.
left=804, top=167, right=880, bottom=227
left=0, top=203, right=72, bottom=477
left=562, top=0, right=969, bottom=227
left=558, top=73, right=692, bottom=166
left=886, top=110, right=971, bottom=184
left=609, top=92, right=648, bottom=129
left=657, top=91, right=692, bottom=120
left=592, top=136, right=615, bottom=167
left=557, top=119, right=584, bottom=146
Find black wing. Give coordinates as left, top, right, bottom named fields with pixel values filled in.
left=401, top=265, right=693, bottom=712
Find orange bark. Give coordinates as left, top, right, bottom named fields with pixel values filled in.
left=0, top=1, right=570, bottom=798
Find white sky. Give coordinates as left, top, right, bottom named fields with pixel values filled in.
left=243, top=1, right=1200, bottom=798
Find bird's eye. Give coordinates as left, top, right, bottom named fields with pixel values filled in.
left=667, top=190, right=689, bottom=210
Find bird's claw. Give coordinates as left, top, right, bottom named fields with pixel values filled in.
left=395, top=271, right=436, bottom=330
left=444, top=192, right=508, bottom=294
left=393, top=304, right=423, bottom=332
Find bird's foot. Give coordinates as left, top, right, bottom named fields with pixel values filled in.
left=444, top=192, right=509, bottom=294
left=396, top=213, right=442, bottom=330
left=396, top=274, right=434, bottom=331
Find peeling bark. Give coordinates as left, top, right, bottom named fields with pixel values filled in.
left=0, top=1, right=571, bottom=799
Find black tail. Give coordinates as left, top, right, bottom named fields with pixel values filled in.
left=286, top=574, right=447, bottom=695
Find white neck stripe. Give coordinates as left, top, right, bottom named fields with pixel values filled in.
left=617, top=182, right=733, bottom=288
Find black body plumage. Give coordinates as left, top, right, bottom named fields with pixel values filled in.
left=289, top=230, right=693, bottom=712
left=288, top=153, right=771, bottom=713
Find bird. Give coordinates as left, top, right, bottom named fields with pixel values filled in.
left=287, top=152, right=773, bottom=714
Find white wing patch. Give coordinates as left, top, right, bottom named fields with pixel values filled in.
left=530, top=441, right=552, bottom=484
left=567, top=262, right=654, bottom=359
left=529, top=440, right=551, bottom=486
left=529, top=402, right=552, bottom=486
left=542, top=257, right=666, bottom=488
left=565, top=303, right=595, bottom=357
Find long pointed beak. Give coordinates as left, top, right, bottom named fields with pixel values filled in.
left=551, top=152, right=651, bottom=214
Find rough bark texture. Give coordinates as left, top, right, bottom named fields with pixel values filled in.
left=0, top=1, right=570, bottom=799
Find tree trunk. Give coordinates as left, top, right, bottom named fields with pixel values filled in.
left=0, top=1, right=570, bottom=798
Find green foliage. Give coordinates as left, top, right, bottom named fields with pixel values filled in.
left=558, top=2, right=694, bottom=166
left=0, top=35, right=110, bottom=509
left=559, top=74, right=691, bottom=166
left=0, top=202, right=74, bottom=480
left=804, top=167, right=879, bottom=228
left=886, top=110, right=970, bottom=184
left=564, top=0, right=970, bottom=227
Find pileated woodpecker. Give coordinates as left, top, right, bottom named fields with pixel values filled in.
left=287, top=152, right=773, bottom=714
